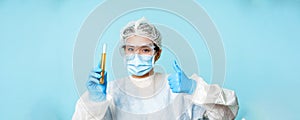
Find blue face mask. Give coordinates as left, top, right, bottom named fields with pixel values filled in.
left=126, top=54, right=155, bottom=76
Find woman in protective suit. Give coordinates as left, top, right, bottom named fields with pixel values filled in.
left=72, top=17, right=239, bottom=120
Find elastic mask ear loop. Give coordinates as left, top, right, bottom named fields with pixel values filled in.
left=149, top=54, right=156, bottom=79
left=152, top=54, right=156, bottom=67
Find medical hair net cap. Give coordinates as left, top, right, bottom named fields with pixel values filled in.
left=120, top=17, right=162, bottom=49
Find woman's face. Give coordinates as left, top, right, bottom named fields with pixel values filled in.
left=124, top=35, right=161, bottom=62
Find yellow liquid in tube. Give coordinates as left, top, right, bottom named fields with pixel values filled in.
left=100, top=44, right=106, bottom=84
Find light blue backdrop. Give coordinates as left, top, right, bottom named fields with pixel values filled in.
left=1, top=0, right=300, bottom=119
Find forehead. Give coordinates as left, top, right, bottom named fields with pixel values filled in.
left=126, top=35, right=153, bottom=45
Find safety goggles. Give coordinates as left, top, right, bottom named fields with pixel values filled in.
left=120, top=43, right=156, bottom=56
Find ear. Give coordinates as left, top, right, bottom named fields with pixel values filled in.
left=154, top=49, right=162, bottom=62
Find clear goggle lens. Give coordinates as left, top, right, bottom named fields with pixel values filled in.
left=120, top=44, right=155, bottom=56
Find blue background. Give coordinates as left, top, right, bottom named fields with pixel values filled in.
left=1, top=0, right=300, bottom=119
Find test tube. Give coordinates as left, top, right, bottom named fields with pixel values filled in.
left=100, top=44, right=106, bottom=84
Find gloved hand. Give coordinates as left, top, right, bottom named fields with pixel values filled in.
left=168, top=61, right=196, bottom=94
left=86, top=64, right=107, bottom=102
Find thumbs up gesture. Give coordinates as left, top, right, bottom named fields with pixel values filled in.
left=167, top=61, right=196, bottom=94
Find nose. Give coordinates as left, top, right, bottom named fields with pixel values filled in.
left=132, top=54, right=142, bottom=67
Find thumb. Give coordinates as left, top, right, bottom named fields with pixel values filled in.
left=172, top=60, right=181, bottom=73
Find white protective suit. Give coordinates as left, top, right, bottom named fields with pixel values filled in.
left=72, top=73, right=238, bottom=120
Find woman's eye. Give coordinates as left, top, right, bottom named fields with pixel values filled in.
left=127, top=48, right=134, bottom=51
left=142, top=49, right=151, bottom=53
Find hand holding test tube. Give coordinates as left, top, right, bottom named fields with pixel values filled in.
left=85, top=44, right=107, bottom=101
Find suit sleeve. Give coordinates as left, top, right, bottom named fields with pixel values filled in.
left=72, top=91, right=112, bottom=120
left=189, top=74, right=239, bottom=120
